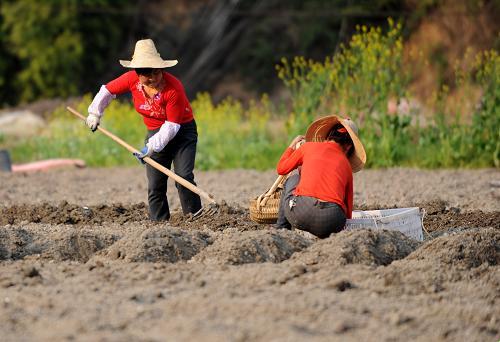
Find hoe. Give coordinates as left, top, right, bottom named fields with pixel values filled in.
left=66, top=106, right=219, bottom=219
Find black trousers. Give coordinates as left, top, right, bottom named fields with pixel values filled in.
left=145, top=120, right=202, bottom=221
left=276, top=172, right=346, bottom=238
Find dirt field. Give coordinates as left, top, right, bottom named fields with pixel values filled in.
left=0, top=167, right=499, bottom=341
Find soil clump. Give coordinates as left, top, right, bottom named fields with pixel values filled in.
left=192, top=228, right=313, bottom=265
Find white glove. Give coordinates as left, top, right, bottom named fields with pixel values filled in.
left=146, top=121, right=181, bottom=152
left=86, top=113, right=100, bottom=132
left=86, top=85, right=115, bottom=132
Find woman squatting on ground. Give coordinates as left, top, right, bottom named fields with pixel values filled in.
left=275, top=116, right=366, bottom=238
left=85, top=39, right=202, bottom=221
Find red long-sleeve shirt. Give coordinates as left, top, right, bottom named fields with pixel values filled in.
left=276, top=142, right=353, bottom=218
left=105, top=71, right=194, bottom=130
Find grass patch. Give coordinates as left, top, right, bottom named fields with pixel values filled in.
left=8, top=97, right=145, bottom=166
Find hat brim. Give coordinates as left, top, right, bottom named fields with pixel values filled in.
left=305, top=115, right=366, bottom=173
left=119, top=59, right=178, bottom=68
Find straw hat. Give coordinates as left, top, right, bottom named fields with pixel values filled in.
left=305, top=115, right=366, bottom=172
left=119, top=39, right=178, bottom=69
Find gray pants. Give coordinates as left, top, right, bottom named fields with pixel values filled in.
left=145, top=120, right=202, bottom=221
left=276, top=172, right=346, bottom=238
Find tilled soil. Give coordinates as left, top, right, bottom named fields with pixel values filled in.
left=0, top=167, right=499, bottom=341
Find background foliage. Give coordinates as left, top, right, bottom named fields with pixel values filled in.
left=8, top=20, right=499, bottom=169
left=0, top=0, right=136, bottom=105
left=0, top=0, right=422, bottom=106
left=278, top=22, right=499, bottom=168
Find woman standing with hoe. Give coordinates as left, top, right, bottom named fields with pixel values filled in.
left=85, top=39, right=202, bottom=221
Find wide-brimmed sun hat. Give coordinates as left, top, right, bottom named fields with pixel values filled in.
left=305, top=115, right=367, bottom=172
left=119, top=39, right=178, bottom=69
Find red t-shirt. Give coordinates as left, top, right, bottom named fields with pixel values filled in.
left=276, top=142, right=353, bottom=218
left=105, top=71, right=194, bottom=130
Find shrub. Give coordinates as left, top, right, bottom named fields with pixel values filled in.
left=277, top=19, right=499, bottom=168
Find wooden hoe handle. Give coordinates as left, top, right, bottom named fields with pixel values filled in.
left=257, top=174, right=286, bottom=207
left=266, top=175, right=286, bottom=197
left=66, top=106, right=217, bottom=204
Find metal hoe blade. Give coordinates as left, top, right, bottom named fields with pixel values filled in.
left=189, top=202, right=220, bottom=221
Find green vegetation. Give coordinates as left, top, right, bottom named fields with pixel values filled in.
left=1, top=1, right=82, bottom=101
left=277, top=20, right=499, bottom=168
left=8, top=94, right=286, bottom=170
left=0, top=0, right=409, bottom=106
left=0, top=0, right=134, bottom=105
left=194, top=93, right=286, bottom=170
left=5, top=20, right=499, bottom=169
left=9, top=98, right=144, bottom=166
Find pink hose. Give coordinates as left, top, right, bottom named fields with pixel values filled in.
left=11, top=159, right=86, bottom=173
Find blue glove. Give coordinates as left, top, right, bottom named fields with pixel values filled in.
left=133, top=145, right=153, bottom=164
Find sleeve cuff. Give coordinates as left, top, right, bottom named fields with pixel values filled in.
left=88, top=85, right=116, bottom=117
left=147, top=121, right=181, bottom=152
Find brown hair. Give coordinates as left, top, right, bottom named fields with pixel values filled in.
left=327, top=124, right=354, bottom=157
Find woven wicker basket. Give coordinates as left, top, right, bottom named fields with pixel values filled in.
left=249, top=175, right=285, bottom=224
